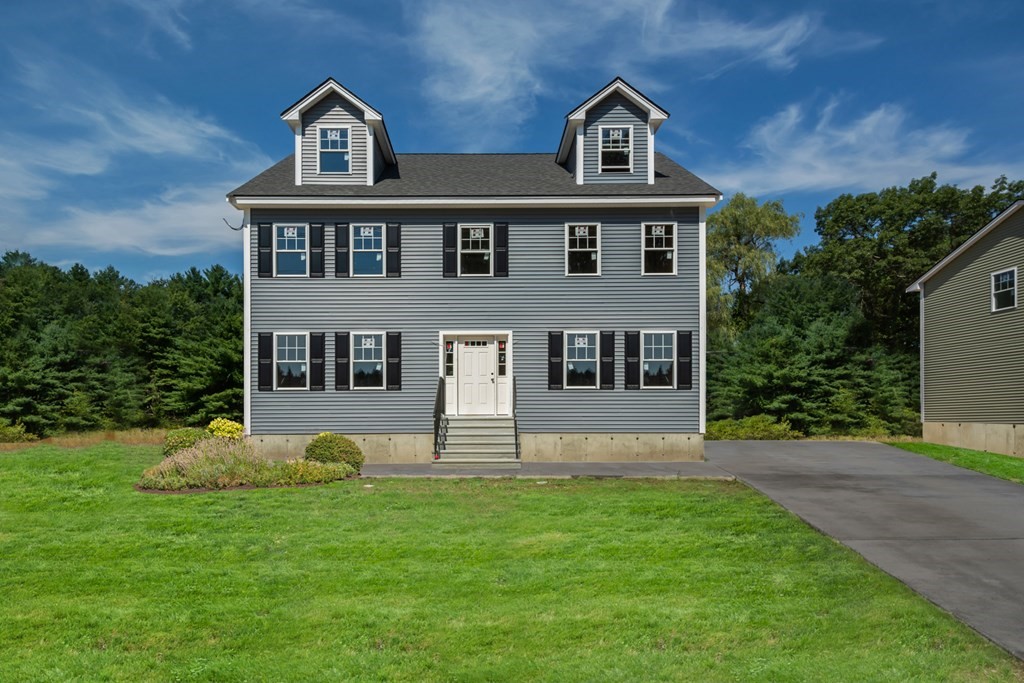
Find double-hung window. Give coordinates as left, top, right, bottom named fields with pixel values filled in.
left=275, top=333, right=308, bottom=390
left=352, top=332, right=384, bottom=389
left=566, top=223, right=600, bottom=275
left=992, top=268, right=1017, bottom=311
left=319, top=126, right=350, bottom=174
left=459, top=224, right=492, bottom=276
left=565, top=331, right=598, bottom=388
left=600, top=125, right=631, bottom=173
left=642, top=332, right=675, bottom=388
left=275, top=224, right=308, bottom=276
left=642, top=223, right=676, bottom=275
left=352, top=224, right=385, bottom=276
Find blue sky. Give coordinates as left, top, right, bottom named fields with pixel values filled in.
left=2, top=0, right=1023, bottom=281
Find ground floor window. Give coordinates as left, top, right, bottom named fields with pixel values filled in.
left=565, top=331, right=598, bottom=388
left=642, top=331, right=674, bottom=388
left=275, top=333, right=308, bottom=389
left=353, top=332, right=384, bottom=389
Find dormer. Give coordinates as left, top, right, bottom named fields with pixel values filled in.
left=280, top=78, right=397, bottom=187
left=555, top=77, right=669, bottom=186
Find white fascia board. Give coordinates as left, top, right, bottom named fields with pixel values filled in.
left=907, top=200, right=1024, bottom=293
left=242, top=208, right=252, bottom=435
left=566, top=80, right=670, bottom=122
left=698, top=205, right=707, bottom=434
left=231, top=195, right=722, bottom=210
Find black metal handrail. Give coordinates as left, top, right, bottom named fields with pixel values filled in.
left=432, top=376, right=446, bottom=459
left=512, top=376, right=521, bottom=461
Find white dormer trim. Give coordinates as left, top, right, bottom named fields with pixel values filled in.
left=294, top=118, right=302, bottom=186
left=647, top=124, right=654, bottom=185
left=366, top=126, right=375, bottom=186
left=280, top=78, right=396, bottom=165
left=575, top=127, right=584, bottom=185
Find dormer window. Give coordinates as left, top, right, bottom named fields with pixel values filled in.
left=319, top=126, right=350, bottom=174
left=600, top=125, right=631, bottom=173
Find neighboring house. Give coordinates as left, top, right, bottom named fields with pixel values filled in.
left=907, top=200, right=1024, bottom=457
left=227, top=77, right=721, bottom=466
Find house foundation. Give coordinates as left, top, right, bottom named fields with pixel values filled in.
left=923, top=422, right=1023, bottom=458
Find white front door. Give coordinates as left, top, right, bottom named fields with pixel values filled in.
left=457, top=338, right=496, bottom=415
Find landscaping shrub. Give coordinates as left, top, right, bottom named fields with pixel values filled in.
left=140, top=437, right=353, bottom=491
left=207, top=418, right=244, bottom=440
left=0, top=419, right=37, bottom=443
left=705, top=415, right=803, bottom=441
left=163, top=427, right=211, bottom=457
left=305, top=432, right=364, bottom=472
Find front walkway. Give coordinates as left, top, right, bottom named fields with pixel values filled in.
left=706, top=440, right=1024, bottom=660
left=361, top=461, right=733, bottom=479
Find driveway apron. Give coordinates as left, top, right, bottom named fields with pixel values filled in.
left=707, top=440, right=1024, bottom=660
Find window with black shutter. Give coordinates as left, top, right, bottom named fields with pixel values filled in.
left=310, top=333, right=325, bottom=390
left=676, top=331, right=693, bottom=390
left=335, top=223, right=350, bottom=277
left=386, top=332, right=402, bottom=390
left=624, top=331, right=640, bottom=390
left=386, top=223, right=402, bottom=277
left=335, top=332, right=350, bottom=390
left=258, top=332, right=273, bottom=390
left=548, top=331, right=564, bottom=390
left=494, top=222, right=509, bottom=277
left=600, top=331, right=615, bottom=389
left=443, top=223, right=457, bottom=277
left=309, top=224, right=325, bottom=278
left=257, top=224, right=272, bottom=278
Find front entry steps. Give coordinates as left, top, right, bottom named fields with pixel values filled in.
left=434, top=416, right=520, bottom=469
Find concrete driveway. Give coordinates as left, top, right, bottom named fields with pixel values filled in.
left=706, top=440, right=1024, bottom=659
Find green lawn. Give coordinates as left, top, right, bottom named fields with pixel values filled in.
left=891, top=442, right=1024, bottom=485
left=1, top=445, right=1020, bottom=682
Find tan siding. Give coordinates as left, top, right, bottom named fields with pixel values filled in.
left=923, top=208, right=1024, bottom=422
left=300, top=93, right=367, bottom=185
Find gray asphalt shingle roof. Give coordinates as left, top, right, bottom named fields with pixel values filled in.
left=228, top=153, right=720, bottom=198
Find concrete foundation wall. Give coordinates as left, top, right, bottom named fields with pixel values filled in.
left=923, top=422, right=1023, bottom=458
left=253, top=433, right=434, bottom=463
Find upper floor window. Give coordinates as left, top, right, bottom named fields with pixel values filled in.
left=459, top=224, right=493, bottom=276
left=566, top=223, right=600, bottom=276
left=642, top=331, right=675, bottom=389
left=319, top=127, right=350, bottom=174
left=352, top=332, right=385, bottom=389
left=565, top=331, right=598, bottom=388
left=642, top=223, right=676, bottom=275
left=275, top=224, right=308, bottom=276
left=600, top=125, right=631, bottom=173
left=352, top=224, right=385, bottom=276
left=275, top=333, right=308, bottom=390
left=992, top=268, right=1017, bottom=311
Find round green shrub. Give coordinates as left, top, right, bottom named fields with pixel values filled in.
left=163, top=427, right=211, bottom=457
left=206, top=417, right=244, bottom=440
left=305, top=432, right=364, bottom=472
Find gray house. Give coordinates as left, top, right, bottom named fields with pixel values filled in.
left=228, top=77, right=721, bottom=465
left=907, top=200, right=1023, bottom=457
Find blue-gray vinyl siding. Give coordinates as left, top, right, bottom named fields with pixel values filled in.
left=250, top=207, right=700, bottom=434
left=300, top=92, right=368, bottom=185
left=582, top=92, right=649, bottom=184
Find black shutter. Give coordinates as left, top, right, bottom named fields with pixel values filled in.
left=677, top=331, right=693, bottom=390
left=309, top=333, right=325, bottom=391
left=309, top=224, right=325, bottom=278
left=386, top=332, right=402, bottom=390
left=625, top=331, right=640, bottom=390
left=386, top=222, right=402, bottom=277
left=258, top=332, right=273, bottom=391
left=257, top=223, right=272, bottom=278
left=494, top=222, right=509, bottom=277
left=443, top=223, right=457, bottom=277
left=600, top=331, right=615, bottom=390
left=335, top=332, right=350, bottom=390
left=548, top=331, right=564, bottom=390
left=335, top=223, right=350, bottom=277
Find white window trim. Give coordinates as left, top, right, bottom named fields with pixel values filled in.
left=457, top=222, right=495, bottom=277
left=641, top=222, right=678, bottom=276
left=273, top=223, right=310, bottom=278
left=598, top=124, right=633, bottom=174
left=991, top=266, right=1018, bottom=312
left=351, top=330, right=386, bottom=391
left=564, top=222, right=602, bottom=277
left=564, top=330, right=599, bottom=390
left=273, top=331, right=310, bottom=391
left=640, top=329, right=676, bottom=390
left=350, top=223, right=387, bottom=278
left=316, top=124, right=352, bottom=176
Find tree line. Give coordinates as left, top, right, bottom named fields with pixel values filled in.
left=1, top=172, right=1021, bottom=437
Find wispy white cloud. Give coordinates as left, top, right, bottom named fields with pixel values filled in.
left=105, top=0, right=193, bottom=51
left=706, top=96, right=1022, bottom=195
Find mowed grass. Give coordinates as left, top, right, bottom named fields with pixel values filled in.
left=892, top=441, right=1024, bottom=485
left=1, top=445, right=1020, bottom=682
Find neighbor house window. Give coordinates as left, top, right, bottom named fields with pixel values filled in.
left=642, top=223, right=676, bottom=275
left=352, top=333, right=384, bottom=389
left=565, top=331, right=598, bottom=388
left=275, top=224, right=308, bottom=276
left=642, top=332, right=674, bottom=388
left=459, top=224, right=492, bottom=276
left=352, top=224, right=385, bottom=276
left=992, top=268, right=1017, bottom=311
left=566, top=223, right=600, bottom=275
left=319, top=127, right=350, bottom=173
left=600, top=125, right=631, bottom=172
left=275, top=333, right=308, bottom=390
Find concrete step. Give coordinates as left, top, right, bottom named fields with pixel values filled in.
left=441, top=445, right=518, bottom=457
left=443, top=433, right=518, bottom=445
left=432, top=458, right=522, bottom=470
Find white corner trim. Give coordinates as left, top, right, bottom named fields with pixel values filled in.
left=294, top=123, right=302, bottom=186
left=366, top=125, right=375, bottom=187
left=918, top=282, right=925, bottom=423
left=698, top=206, right=707, bottom=433
left=647, top=124, right=655, bottom=185
left=230, top=195, right=722, bottom=210
left=242, top=209, right=252, bottom=434
left=575, top=127, right=584, bottom=185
